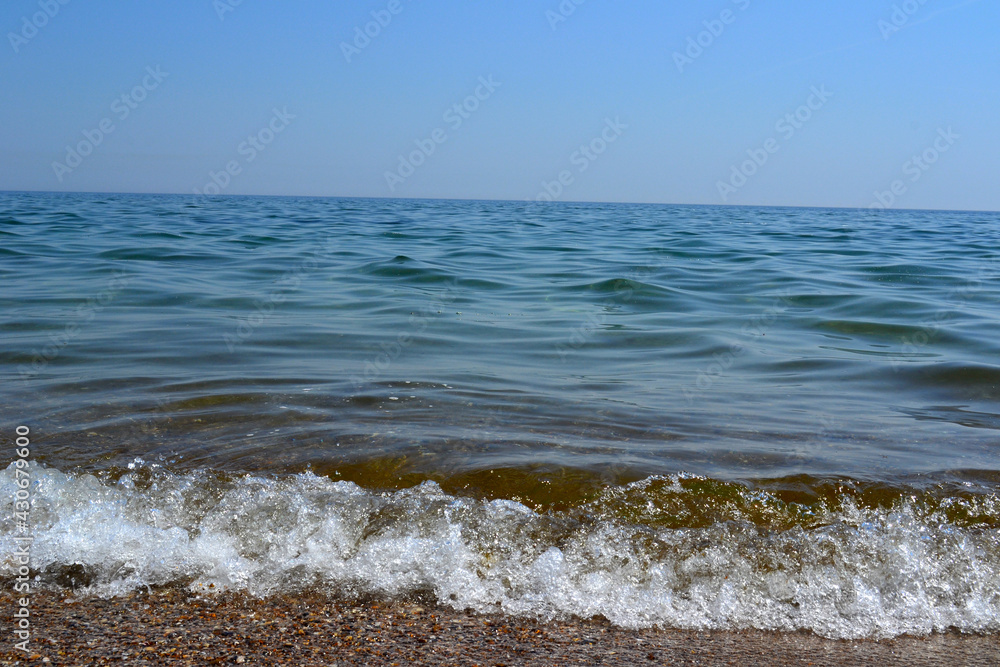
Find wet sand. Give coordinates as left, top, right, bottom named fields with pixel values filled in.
left=2, top=590, right=997, bottom=666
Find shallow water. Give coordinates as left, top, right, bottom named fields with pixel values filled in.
left=2, top=192, right=999, bottom=637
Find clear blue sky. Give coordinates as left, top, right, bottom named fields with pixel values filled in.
left=2, top=0, right=997, bottom=210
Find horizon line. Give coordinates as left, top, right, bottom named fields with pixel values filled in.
left=2, top=189, right=997, bottom=216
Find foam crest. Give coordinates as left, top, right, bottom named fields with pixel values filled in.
left=2, top=462, right=999, bottom=639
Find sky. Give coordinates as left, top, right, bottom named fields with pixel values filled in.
left=1, top=0, right=998, bottom=210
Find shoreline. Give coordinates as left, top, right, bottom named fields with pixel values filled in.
left=2, top=590, right=998, bottom=666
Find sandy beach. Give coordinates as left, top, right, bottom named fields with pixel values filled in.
left=2, top=590, right=998, bottom=666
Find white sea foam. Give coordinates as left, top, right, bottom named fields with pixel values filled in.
left=3, top=461, right=999, bottom=639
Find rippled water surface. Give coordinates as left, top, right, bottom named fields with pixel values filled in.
left=2, top=192, right=999, bottom=638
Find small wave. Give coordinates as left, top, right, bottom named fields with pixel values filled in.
left=559, top=278, right=687, bottom=307
left=2, top=462, right=998, bottom=639
left=357, top=256, right=457, bottom=285
left=895, top=363, right=1000, bottom=401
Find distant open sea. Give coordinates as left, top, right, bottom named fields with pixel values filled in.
left=2, top=191, right=999, bottom=639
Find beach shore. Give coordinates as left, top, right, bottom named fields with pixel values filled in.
left=2, top=590, right=997, bottom=666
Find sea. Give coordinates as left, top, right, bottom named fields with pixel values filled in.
left=2, top=191, right=999, bottom=639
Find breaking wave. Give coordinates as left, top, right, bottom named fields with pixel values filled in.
left=3, top=461, right=999, bottom=640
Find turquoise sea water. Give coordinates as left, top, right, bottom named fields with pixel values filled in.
left=2, top=192, right=999, bottom=638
